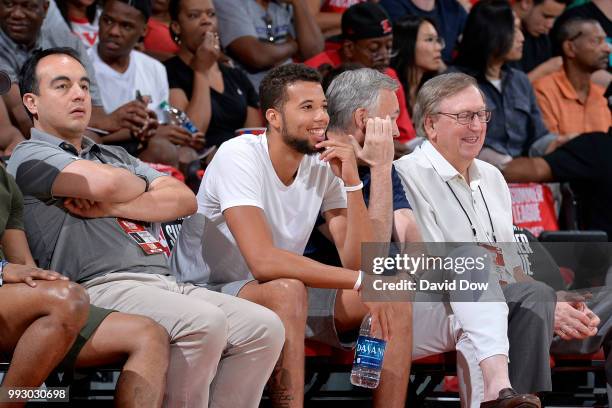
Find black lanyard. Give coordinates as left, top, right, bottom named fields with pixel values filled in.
left=445, top=181, right=497, bottom=243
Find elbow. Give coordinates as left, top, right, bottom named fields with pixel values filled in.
left=300, top=42, right=324, bottom=60
left=247, top=254, right=276, bottom=282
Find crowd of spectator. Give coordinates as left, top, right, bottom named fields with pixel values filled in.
left=0, top=0, right=611, bottom=407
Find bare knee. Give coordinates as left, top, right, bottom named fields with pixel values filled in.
left=264, top=279, right=308, bottom=322
left=45, top=281, right=90, bottom=330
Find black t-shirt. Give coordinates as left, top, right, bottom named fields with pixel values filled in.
left=164, top=57, right=259, bottom=148
left=510, top=30, right=552, bottom=74
left=543, top=131, right=612, bottom=239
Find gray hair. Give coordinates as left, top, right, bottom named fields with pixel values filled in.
left=413, top=73, right=484, bottom=138
left=326, top=68, right=399, bottom=132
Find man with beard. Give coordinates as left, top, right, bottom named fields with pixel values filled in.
left=305, top=2, right=416, bottom=146
left=170, top=63, right=413, bottom=408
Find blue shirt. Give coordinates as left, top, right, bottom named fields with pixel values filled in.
left=303, top=166, right=411, bottom=262
left=379, top=0, right=467, bottom=62
left=451, top=65, right=553, bottom=157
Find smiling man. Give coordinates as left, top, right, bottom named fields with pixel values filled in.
left=170, top=63, right=413, bottom=408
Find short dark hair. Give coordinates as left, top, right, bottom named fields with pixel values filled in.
left=259, top=64, right=322, bottom=113
left=454, top=0, right=515, bottom=76
left=115, top=0, right=152, bottom=22
left=18, top=47, right=85, bottom=119
left=554, top=16, right=599, bottom=55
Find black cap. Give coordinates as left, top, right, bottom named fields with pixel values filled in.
left=341, top=3, right=393, bottom=41
left=0, top=71, right=10, bottom=95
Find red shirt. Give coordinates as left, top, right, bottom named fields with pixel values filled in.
left=321, top=0, right=366, bottom=13
left=305, top=50, right=416, bottom=142
left=144, top=18, right=180, bottom=55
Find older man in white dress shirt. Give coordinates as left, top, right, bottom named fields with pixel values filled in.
left=394, top=73, right=554, bottom=408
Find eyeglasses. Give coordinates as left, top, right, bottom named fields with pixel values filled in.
left=422, top=36, right=446, bottom=48
left=434, top=109, right=492, bottom=125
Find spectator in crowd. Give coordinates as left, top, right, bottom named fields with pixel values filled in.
left=511, top=0, right=568, bottom=82
left=379, top=0, right=467, bottom=63
left=552, top=0, right=611, bottom=88
left=213, top=0, right=324, bottom=90
left=395, top=72, right=556, bottom=408
left=0, top=0, right=161, bottom=145
left=503, top=136, right=612, bottom=405
left=391, top=14, right=445, bottom=115
left=143, top=0, right=179, bottom=61
left=305, top=3, right=416, bottom=150
left=171, top=64, right=412, bottom=408
left=533, top=17, right=611, bottom=136
left=88, top=0, right=204, bottom=167
left=503, top=128, right=612, bottom=241
left=165, top=0, right=261, bottom=149
left=0, top=146, right=170, bottom=407
left=306, top=0, right=367, bottom=38
left=7, top=47, right=284, bottom=408
left=306, top=67, right=421, bottom=268
left=452, top=0, right=558, bottom=168
left=56, top=0, right=101, bottom=50
left=0, top=96, right=24, bottom=156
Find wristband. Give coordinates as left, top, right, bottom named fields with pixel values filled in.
left=353, top=270, right=364, bottom=291
left=344, top=181, right=364, bottom=192
left=0, top=260, right=8, bottom=287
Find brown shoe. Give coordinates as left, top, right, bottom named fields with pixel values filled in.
left=480, top=388, right=541, bottom=408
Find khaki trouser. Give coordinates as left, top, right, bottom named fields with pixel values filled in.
left=83, top=272, right=285, bottom=408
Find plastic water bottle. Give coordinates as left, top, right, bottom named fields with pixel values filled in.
left=159, top=101, right=199, bottom=134
left=350, top=314, right=387, bottom=388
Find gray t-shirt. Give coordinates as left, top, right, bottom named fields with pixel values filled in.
left=0, top=0, right=102, bottom=106
left=214, top=0, right=295, bottom=90
left=7, top=128, right=167, bottom=283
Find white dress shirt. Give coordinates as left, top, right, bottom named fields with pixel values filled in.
left=394, top=140, right=519, bottom=282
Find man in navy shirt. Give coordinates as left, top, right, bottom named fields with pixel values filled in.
left=306, top=67, right=421, bottom=264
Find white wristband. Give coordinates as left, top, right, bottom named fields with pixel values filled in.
left=353, top=270, right=364, bottom=291
left=344, top=181, right=364, bottom=192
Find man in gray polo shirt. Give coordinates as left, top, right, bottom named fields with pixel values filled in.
left=214, top=0, right=324, bottom=90
left=8, top=47, right=284, bottom=408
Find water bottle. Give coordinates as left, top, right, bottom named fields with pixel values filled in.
left=350, top=314, right=387, bottom=388
left=159, top=101, right=199, bottom=134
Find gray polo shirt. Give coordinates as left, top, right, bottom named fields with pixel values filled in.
left=0, top=7, right=102, bottom=106
left=7, top=128, right=168, bottom=283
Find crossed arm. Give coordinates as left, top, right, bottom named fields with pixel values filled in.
left=53, top=160, right=197, bottom=222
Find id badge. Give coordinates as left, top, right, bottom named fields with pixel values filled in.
left=479, top=243, right=508, bottom=285
left=117, top=219, right=165, bottom=255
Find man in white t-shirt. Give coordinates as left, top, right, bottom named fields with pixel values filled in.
left=89, top=0, right=204, bottom=166
left=171, top=63, right=412, bottom=408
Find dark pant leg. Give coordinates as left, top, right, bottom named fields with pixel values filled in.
left=503, top=281, right=556, bottom=393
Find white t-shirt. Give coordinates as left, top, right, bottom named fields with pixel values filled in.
left=170, top=133, right=347, bottom=285
left=87, top=46, right=169, bottom=119
left=70, top=9, right=101, bottom=50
